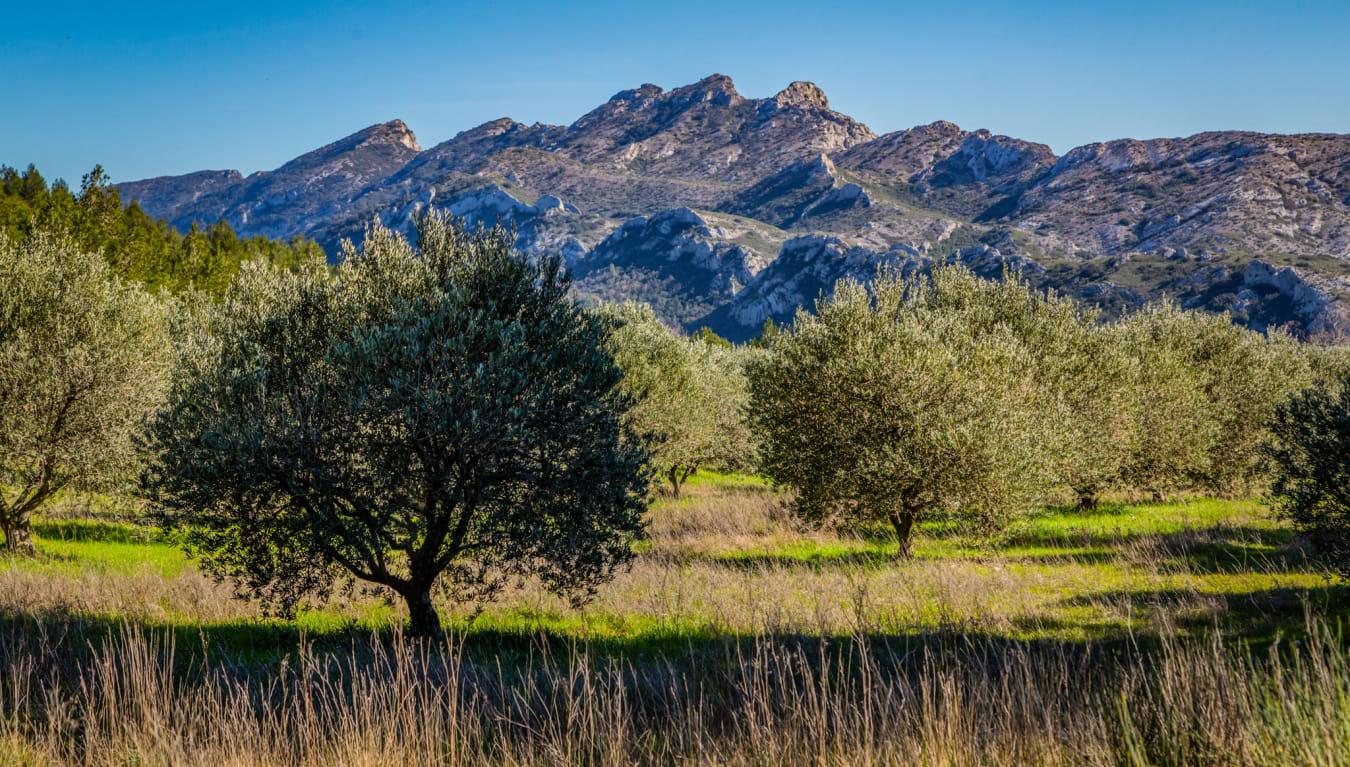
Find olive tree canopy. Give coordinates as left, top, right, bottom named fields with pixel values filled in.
left=0, top=231, right=170, bottom=554
left=142, top=217, right=649, bottom=637
left=748, top=268, right=1054, bottom=554
left=1264, top=370, right=1350, bottom=576
left=599, top=303, right=755, bottom=497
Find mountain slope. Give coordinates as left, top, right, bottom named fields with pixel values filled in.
left=117, top=74, right=1350, bottom=340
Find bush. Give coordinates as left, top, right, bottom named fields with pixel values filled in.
left=1264, top=371, right=1350, bottom=576
left=142, top=216, right=649, bottom=637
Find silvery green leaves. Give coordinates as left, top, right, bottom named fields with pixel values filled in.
left=747, top=269, right=1058, bottom=553
left=745, top=265, right=1315, bottom=552
left=141, top=214, right=649, bottom=637
left=597, top=303, right=756, bottom=497
left=0, top=231, right=172, bottom=554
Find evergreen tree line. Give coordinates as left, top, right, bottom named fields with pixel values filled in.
left=0, top=164, right=323, bottom=295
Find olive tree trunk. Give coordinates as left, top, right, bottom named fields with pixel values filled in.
left=400, top=585, right=444, bottom=641
left=667, top=466, right=696, bottom=498
left=1, top=515, right=36, bottom=556
left=1075, top=487, right=1099, bottom=511
left=888, top=509, right=916, bottom=558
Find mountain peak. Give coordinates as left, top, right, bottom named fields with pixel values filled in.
left=773, top=81, right=830, bottom=111
left=610, top=83, right=664, bottom=102
left=670, top=73, right=742, bottom=107
left=366, top=119, right=422, bottom=152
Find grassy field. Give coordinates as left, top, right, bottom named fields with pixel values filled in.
left=2, top=474, right=1348, bottom=765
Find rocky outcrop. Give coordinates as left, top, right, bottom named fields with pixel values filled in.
left=124, top=120, right=424, bottom=240
left=702, top=236, right=914, bottom=337
left=1011, top=132, right=1350, bottom=261
left=1239, top=259, right=1350, bottom=337
left=573, top=208, right=784, bottom=325
left=116, top=169, right=243, bottom=225
left=558, top=73, right=874, bottom=184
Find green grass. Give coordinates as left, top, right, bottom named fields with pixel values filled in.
left=29, top=534, right=190, bottom=578
left=3, top=477, right=1344, bottom=659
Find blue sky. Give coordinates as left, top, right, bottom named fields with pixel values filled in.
left=4, top=0, right=1348, bottom=185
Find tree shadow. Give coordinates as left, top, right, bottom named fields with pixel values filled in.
left=30, top=518, right=163, bottom=544
left=1002, top=523, right=1292, bottom=550
left=0, top=606, right=1154, bottom=681
left=1056, top=581, right=1350, bottom=641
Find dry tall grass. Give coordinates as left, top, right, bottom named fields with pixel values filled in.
left=1, top=620, right=1348, bottom=766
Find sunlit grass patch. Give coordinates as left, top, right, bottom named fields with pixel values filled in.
left=0, top=473, right=1342, bottom=649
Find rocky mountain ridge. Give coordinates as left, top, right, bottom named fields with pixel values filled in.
left=118, top=74, right=1350, bottom=340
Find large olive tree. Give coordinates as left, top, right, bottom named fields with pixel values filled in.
left=0, top=231, right=170, bottom=554
left=748, top=268, right=1054, bottom=554
left=142, top=217, right=649, bottom=637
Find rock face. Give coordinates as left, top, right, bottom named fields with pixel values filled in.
left=118, top=74, right=1350, bottom=341
left=573, top=208, right=786, bottom=325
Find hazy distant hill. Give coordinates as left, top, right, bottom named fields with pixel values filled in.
left=119, top=74, right=1350, bottom=340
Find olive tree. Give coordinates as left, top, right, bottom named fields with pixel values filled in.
left=142, top=217, right=649, bottom=637
left=599, top=303, right=754, bottom=497
left=1115, top=305, right=1310, bottom=498
left=1263, top=370, right=1350, bottom=576
left=0, top=231, right=170, bottom=554
left=690, top=340, right=758, bottom=477
left=917, top=267, right=1134, bottom=508
left=1188, top=323, right=1311, bottom=494
left=748, top=268, right=1054, bottom=554
left=1114, top=305, right=1218, bottom=499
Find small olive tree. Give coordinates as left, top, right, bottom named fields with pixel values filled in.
left=690, top=340, right=758, bottom=478
left=1263, top=371, right=1350, bottom=576
left=142, top=217, right=649, bottom=637
left=748, top=269, right=1054, bottom=554
left=599, top=303, right=754, bottom=497
left=0, top=231, right=170, bottom=554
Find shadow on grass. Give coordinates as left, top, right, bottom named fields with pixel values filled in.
left=675, top=528, right=1312, bottom=576
left=687, top=549, right=898, bottom=570
left=1057, top=581, right=1350, bottom=641
left=0, top=607, right=1163, bottom=682
left=1006, top=532, right=1314, bottom=574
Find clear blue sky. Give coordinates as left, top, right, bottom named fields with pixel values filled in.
left=4, top=0, right=1348, bottom=185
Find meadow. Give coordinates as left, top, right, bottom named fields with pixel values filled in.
left=2, top=474, right=1347, bottom=765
